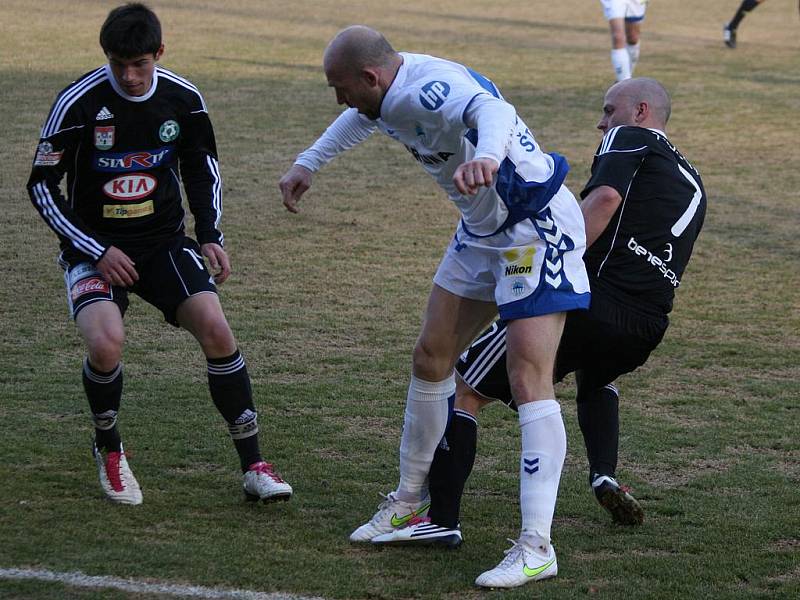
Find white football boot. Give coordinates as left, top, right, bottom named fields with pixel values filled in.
left=349, top=492, right=430, bottom=542
left=93, top=441, right=142, bottom=505
left=475, top=537, right=557, bottom=588
left=243, top=461, right=292, bottom=502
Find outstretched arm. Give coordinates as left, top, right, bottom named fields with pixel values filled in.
left=279, top=108, right=376, bottom=212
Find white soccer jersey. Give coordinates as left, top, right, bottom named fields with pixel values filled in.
left=295, top=52, right=570, bottom=238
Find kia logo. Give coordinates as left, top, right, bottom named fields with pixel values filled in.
left=103, top=173, right=158, bottom=201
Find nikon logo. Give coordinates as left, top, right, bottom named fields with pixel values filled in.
left=505, top=264, right=532, bottom=276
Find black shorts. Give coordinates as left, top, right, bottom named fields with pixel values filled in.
left=455, top=292, right=667, bottom=409
left=62, top=236, right=217, bottom=326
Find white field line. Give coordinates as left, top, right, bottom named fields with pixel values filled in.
left=0, top=567, right=326, bottom=600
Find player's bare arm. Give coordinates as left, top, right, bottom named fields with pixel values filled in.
left=453, top=157, right=500, bottom=196
left=580, top=185, right=623, bottom=248
left=97, top=246, right=138, bottom=287
left=279, top=164, right=313, bottom=213
left=201, top=242, right=231, bottom=284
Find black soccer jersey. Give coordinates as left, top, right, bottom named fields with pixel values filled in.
left=27, top=65, right=223, bottom=263
left=581, top=126, right=706, bottom=315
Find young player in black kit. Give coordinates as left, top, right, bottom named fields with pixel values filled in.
left=26, top=3, right=291, bottom=505
left=372, top=78, right=707, bottom=555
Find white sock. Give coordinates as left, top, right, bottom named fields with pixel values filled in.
left=518, top=399, right=566, bottom=545
left=627, top=43, right=641, bottom=75
left=396, top=374, right=453, bottom=502
left=611, top=47, right=631, bottom=81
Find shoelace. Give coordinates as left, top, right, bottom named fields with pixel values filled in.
left=370, top=492, right=398, bottom=522
left=105, top=452, right=125, bottom=492
left=497, top=538, right=533, bottom=569
left=250, top=462, right=285, bottom=483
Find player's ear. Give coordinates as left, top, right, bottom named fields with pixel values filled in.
left=634, top=101, right=649, bottom=124
left=362, top=67, right=379, bottom=87
left=154, top=43, right=165, bottom=62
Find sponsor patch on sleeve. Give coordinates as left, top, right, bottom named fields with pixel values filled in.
left=34, top=141, right=64, bottom=166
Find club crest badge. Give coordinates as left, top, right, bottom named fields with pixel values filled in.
left=159, top=120, right=180, bottom=142
left=94, top=126, right=115, bottom=150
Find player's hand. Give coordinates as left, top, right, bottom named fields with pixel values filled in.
left=97, top=246, right=138, bottom=287
left=201, top=243, right=231, bottom=285
left=453, top=158, right=500, bottom=196
left=278, top=164, right=313, bottom=213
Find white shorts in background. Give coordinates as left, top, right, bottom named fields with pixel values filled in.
left=433, top=186, right=591, bottom=321
left=600, top=0, right=648, bottom=22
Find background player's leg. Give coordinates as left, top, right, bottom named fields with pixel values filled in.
left=625, top=21, right=641, bottom=75
left=729, top=0, right=762, bottom=30
left=608, top=18, right=631, bottom=81
left=725, top=0, right=762, bottom=47
left=177, top=293, right=291, bottom=501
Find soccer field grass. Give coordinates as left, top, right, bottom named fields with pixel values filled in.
left=1, top=0, right=798, bottom=598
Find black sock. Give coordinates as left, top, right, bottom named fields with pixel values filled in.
left=207, top=350, right=262, bottom=471
left=82, top=359, right=123, bottom=452
left=730, top=0, right=759, bottom=29
left=427, top=409, right=477, bottom=529
left=576, top=383, right=619, bottom=484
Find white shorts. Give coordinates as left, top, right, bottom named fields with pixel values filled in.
left=433, top=185, right=591, bottom=321
left=600, top=0, right=648, bottom=22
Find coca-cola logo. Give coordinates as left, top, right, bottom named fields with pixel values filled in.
left=71, top=277, right=110, bottom=300
left=102, top=173, right=157, bottom=201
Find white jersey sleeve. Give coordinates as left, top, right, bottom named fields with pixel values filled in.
left=462, top=93, right=516, bottom=166
left=294, top=108, right=377, bottom=172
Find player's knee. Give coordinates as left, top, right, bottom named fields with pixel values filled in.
left=196, top=317, right=236, bottom=356
left=611, top=31, right=626, bottom=48
left=86, top=331, right=124, bottom=370
left=508, top=363, right=553, bottom=403
left=412, top=339, right=451, bottom=381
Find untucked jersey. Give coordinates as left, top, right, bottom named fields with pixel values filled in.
left=295, top=52, right=569, bottom=238
left=581, top=126, right=706, bottom=315
left=26, top=65, right=223, bottom=264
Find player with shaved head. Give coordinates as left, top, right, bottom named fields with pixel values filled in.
left=280, top=25, right=591, bottom=588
